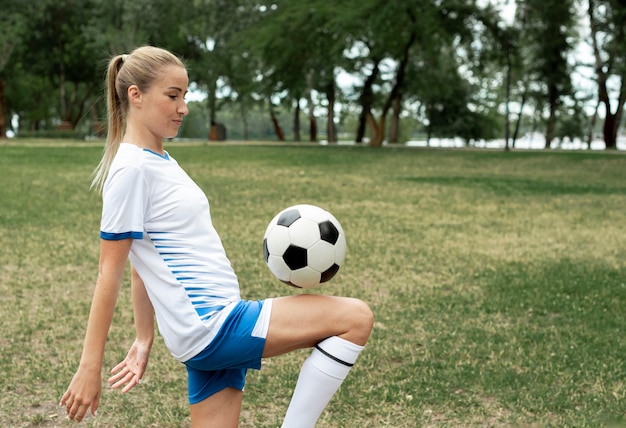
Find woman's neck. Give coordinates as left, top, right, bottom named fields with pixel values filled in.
left=123, top=128, right=165, bottom=155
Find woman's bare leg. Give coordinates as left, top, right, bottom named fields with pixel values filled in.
left=190, top=387, right=243, bottom=428
left=263, top=294, right=374, bottom=428
left=263, top=294, right=373, bottom=357
left=188, top=295, right=373, bottom=428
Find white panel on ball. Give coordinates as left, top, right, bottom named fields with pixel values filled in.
left=267, top=255, right=291, bottom=282
left=287, top=218, right=321, bottom=248
left=307, top=240, right=337, bottom=272
left=265, top=225, right=291, bottom=255
left=297, top=204, right=329, bottom=223
left=290, top=266, right=322, bottom=288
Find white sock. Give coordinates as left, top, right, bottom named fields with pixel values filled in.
left=281, top=336, right=364, bottom=428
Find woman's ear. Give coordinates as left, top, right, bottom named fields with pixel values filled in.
left=128, top=85, right=142, bottom=107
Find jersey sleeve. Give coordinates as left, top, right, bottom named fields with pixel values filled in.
left=100, top=165, right=147, bottom=240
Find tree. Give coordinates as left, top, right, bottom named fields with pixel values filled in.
left=338, top=0, right=494, bottom=146
left=338, top=0, right=420, bottom=147
left=519, top=0, right=576, bottom=148
left=587, top=0, right=626, bottom=149
left=472, top=2, right=524, bottom=150
left=238, top=1, right=347, bottom=142
left=2, top=0, right=606, bottom=149
left=19, top=0, right=103, bottom=130
left=0, top=1, right=30, bottom=137
left=419, top=46, right=500, bottom=144
left=182, top=0, right=267, bottom=140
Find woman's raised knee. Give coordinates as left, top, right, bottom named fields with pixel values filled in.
left=344, top=298, right=374, bottom=345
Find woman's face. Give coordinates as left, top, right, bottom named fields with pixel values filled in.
left=138, top=65, right=189, bottom=140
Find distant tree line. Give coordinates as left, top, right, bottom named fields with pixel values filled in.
left=0, top=0, right=624, bottom=149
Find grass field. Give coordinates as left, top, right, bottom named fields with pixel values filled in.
left=1, top=140, right=625, bottom=427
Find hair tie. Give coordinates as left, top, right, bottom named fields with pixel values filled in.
left=121, top=54, right=129, bottom=62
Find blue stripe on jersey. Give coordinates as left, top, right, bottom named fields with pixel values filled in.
left=100, top=231, right=143, bottom=240
left=143, top=148, right=170, bottom=160
left=194, top=305, right=226, bottom=320
left=147, top=230, right=224, bottom=322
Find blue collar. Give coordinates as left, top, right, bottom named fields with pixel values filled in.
left=143, top=148, right=170, bottom=160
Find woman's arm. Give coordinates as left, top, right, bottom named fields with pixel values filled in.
left=60, top=238, right=132, bottom=422
left=108, top=265, right=155, bottom=392
left=130, top=265, right=155, bottom=346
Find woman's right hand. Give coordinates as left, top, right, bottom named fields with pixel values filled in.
left=60, top=366, right=102, bottom=422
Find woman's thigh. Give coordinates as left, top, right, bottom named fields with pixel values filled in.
left=262, top=294, right=373, bottom=357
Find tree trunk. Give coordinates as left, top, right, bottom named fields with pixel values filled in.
left=71, top=82, right=94, bottom=129
left=326, top=82, right=336, bottom=144
left=368, top=10, right=416, bottom=147
left=512, top=85, right=528, bottom=148
left=306, top=72, right=317, bottom=142
left=207, top=78, right=217, bottom=140
left=59, top=59, right=67, bottom=125
left=545, top=96, right=557, bottom=149
left=308, top=107, right=317, bottom=142
left=356, top=58, right=380, bottom=143
left=240, top=102, right=249, bottom=141
left=588, top=0, right=624, bottom=150
left=293, top=99, right=301, bottom=142
left=356, top=108, right=367, bottom=143
left=269, top=104, right=285, bottom=141
left=586, top=99, right=600, bottom=149
left=604, top=82, right=625, bottom=149
left=603, top=113, right=618, bottom=149
left=389, top=93, right=401, bottom=143
left=504, top=39, right=512, bottom=151
left=0, top=77, right=6, bottom=138
left=365, top=111, right=380, bottom=146
left=373, top=115, right=386, bottom=146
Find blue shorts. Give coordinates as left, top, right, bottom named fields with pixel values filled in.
left=184, top=299, right=271, bottom=404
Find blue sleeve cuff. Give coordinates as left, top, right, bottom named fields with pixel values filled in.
left=100, top=231, right=143, bottom=240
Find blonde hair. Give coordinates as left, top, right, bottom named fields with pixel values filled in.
left=91, top=46, right=186, bottom=191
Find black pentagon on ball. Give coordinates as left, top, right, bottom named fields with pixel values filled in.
left=277, top=209, right=301, bottom=227
left=318, top=220, right=339, bottom=244
left=283, top=245, right=308, bottom=270
left=320, top=264, right=340, bottom=283
left=263, top=238, right=269, bottom=262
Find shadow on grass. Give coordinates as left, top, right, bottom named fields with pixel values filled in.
left=402, top=176, right=626, bottom=196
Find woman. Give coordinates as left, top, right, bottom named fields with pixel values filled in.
left=60, top=46, right=373, bottom=427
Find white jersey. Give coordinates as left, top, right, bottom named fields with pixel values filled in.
left=100, top=143, right=241, bottom=362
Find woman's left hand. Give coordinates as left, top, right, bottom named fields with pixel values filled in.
left=108, top=339, right=152, bottom=393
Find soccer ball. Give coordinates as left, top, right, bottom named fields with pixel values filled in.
left=263, top=204, right=347, bottom=288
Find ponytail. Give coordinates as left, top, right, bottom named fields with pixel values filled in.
left=91, top=54, right=126, bottom=192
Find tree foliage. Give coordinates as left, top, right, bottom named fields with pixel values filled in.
left=0, top=0, right=623, bottom=149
